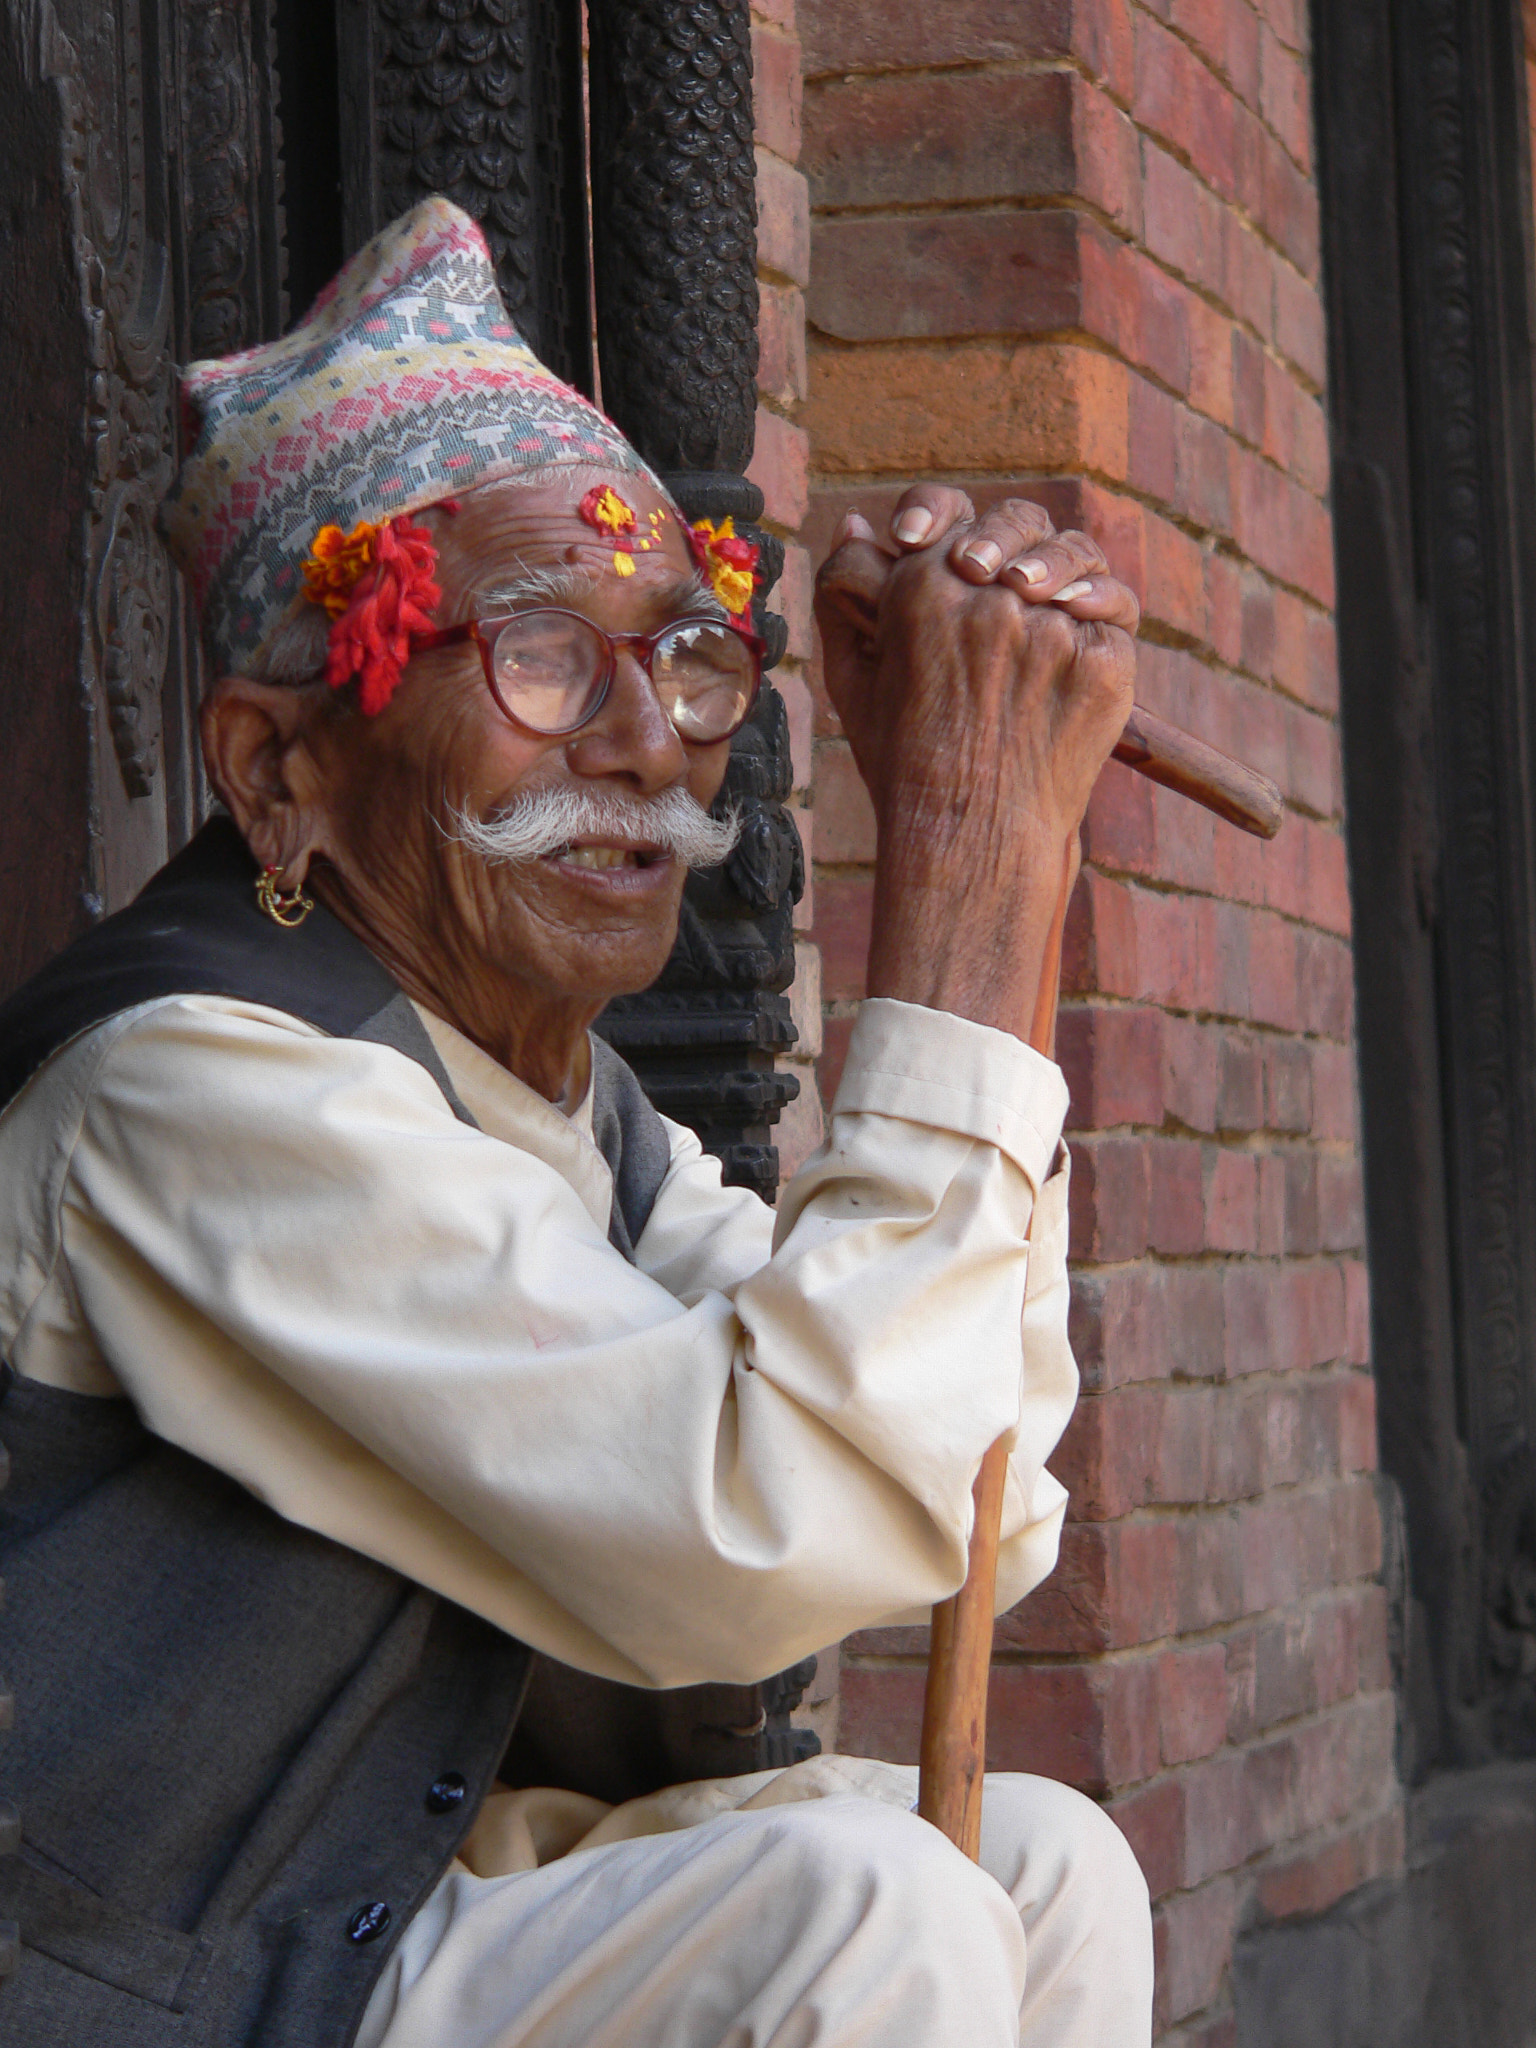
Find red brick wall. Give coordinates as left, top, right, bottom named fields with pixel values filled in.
left=792, top=3, right=1401, bottom=2037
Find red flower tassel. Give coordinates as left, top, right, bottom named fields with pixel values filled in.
left=321, top=515, right=442, bottom=716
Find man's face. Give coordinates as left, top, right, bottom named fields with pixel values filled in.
left=307, top=471, right=737, bottom=1020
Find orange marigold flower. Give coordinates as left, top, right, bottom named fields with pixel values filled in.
left=303, top=520, right=381, bottom=619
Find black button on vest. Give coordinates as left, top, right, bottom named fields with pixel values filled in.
left=426, top=1771, right=468, bottom=1813
left=348, top=1901, right=392, bottom=1944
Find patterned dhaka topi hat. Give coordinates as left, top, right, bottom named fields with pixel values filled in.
left=158, top=195, right=656, bottom=708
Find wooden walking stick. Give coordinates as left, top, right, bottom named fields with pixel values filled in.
left=915, top=731, right=1283, bottom=1857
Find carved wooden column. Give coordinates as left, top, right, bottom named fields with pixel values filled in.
left=585, top=0, right=802, bottom=1202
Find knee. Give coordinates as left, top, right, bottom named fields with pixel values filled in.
left=981, top=1773, right=1151, bottom=1933
left=749, top=1795, right=1025, bottom=1952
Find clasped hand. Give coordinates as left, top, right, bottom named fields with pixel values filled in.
left=814, top=489, right=1139, bottom=1044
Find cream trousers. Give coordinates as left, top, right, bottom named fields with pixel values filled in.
left=357, top=1758, right=1154, bottom=2048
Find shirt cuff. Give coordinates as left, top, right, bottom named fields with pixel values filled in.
left=830, top=997, right=1070, bottom=1192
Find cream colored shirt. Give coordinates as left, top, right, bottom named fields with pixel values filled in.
left=0, top=992, right=1075, bottom=1688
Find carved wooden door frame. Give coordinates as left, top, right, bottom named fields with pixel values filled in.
left=1314, top=0, right=1536, bottom=1769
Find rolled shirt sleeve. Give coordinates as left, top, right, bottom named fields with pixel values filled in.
left=31, top=992, right=1076, bottom=1687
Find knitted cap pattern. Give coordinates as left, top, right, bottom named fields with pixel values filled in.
left=160, top=196, right=651, bottom=676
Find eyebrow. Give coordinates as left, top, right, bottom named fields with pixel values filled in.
left=474, top=561, right=731, bottom=626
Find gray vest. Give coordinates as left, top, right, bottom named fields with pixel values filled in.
left=0, top=822, right=812, bottom=2048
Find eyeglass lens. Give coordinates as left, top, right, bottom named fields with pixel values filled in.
left=488, top=614, right=757, bottom=742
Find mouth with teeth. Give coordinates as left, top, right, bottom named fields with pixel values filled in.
left=549, top=840, right=668, bottom=873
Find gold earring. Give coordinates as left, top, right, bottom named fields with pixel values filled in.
left=256, top=865, right=315, bottom=928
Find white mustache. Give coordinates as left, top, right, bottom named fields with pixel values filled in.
left=447, top=786, right=742, bottom=869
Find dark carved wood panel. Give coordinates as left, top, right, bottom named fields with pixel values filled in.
left=336, top=0, right=592, bottom=390
left=1314, top=0, right=1536, bottom=1766
left=0, top=3, right=95, bottom=997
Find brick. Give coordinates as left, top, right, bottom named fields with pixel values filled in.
left=752, top=26, right=802, bottom=162
left=1163, top=1015, right=1220, bottom=1132
left=1081, top=234, right=1195, bottom=393
left=1216, top=1031, right=1263, bottom=1130
left=1224, top=211, right=1275, bottom=337
left=1337, top=1369, right=1377, bottom=1472
left=1069, top=1262, right=1227, bottom=1392
left=1272, top=257, right=1326, bottom=388
left=1254, top=1803, right=1406, bottom=1922
left=1258, top=124, right=1320, bottom=276
left=1001, top=1508, right=1267, bottom=1654
left=1082, top=759, right=1158, bottom=879
left=1317, top=1154, right=1365, bottom=1251
left=788, top=803, right=814, bottom=932
left=1207, top=1148, right=1259, bottom=1251
left=1259, top=23, right=1312, bottom=170
left=1170, top=0, right=1262, bottom=108
left=780, top=668, right=814, bottom=793
left=1070, top=1135, right=1153, bottom=1261
left=1130, top=375, right=1179, bottom=507
left=1143, top=142, right=1227, bottom=301
left=758, top=281, right=807, bottom=405
left=1175, top=405, right=1234, bottom=532
left=1258, top=0, right=1309, bottom=56
left=1282, top=1152, right=1318, bottom=1255
left=757, top=149, right=810, bottom=286
left=1232, top=329, right=1266, bottom=444
left=1155, top=1879, right=1238, bottom=2028
left=1299, top=902, right=1356, bottom=1038
left=1344, top=1258, right=1370, bottom=1364
left=1189, top=295, right=1236, bottom=426
left=1183, top=1749, right=1257, bottom=1882
left=1263, top=1038, right=1310, bottom=1131
left=801, top=0, right=1123, bottom=78
left=1160, top=1643, right=1230, bottom=1764
left=1143, top=511, right=1209, bottom=639
left=835, top=1655, right=1160, bottom=1794
left=1232, top=96, right=1266, bottom=217
left=1137, top=12, right=1239, bottom=200
left=1056, top=1002, right=1166, bottom=1129
left=775, top=540, right=816, bottom=662
left=1310, top=1042, right=1357, bottom=1142
left=803, top=339, right=1129, bottom=478
left=1110, top=1774, right=1187, bottom=1899
left=808, top=209, right=1085, bottom=344
left=748, top=405, right=809, bottom=529
left=814, top=868, right=872, bottom=999
left=812, top=739, right=876, bottom=864
left=803, top=71, right=1138, bottom=226
left=774, top=1070, right=823, bottom=1180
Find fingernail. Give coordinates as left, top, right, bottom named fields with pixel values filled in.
left=1054, top=579, right=1093, bottom=603
left=1016, top=558, right=1049, bottom=585
left=844, top=511, right=877, bottom=541
left=893, top=507, right=933, bottom=545
left=963, top=540, right=1004, bottom=574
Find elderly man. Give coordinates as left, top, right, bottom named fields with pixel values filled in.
left=0, top=200, right=1151, bottom=2047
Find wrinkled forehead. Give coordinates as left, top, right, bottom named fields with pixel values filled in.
left=430, top=467, right=697, bottom=604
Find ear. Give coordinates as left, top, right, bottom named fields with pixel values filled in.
left=200, top=676, right=339, bottom=886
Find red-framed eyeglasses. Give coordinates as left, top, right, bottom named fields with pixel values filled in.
left=415, top=607, right=764, bottom=743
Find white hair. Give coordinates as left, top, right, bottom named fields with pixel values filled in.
left=446, top=785, right=741, bottom=870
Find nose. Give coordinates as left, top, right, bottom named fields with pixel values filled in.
left=565, top=646, right=689, bottom=793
